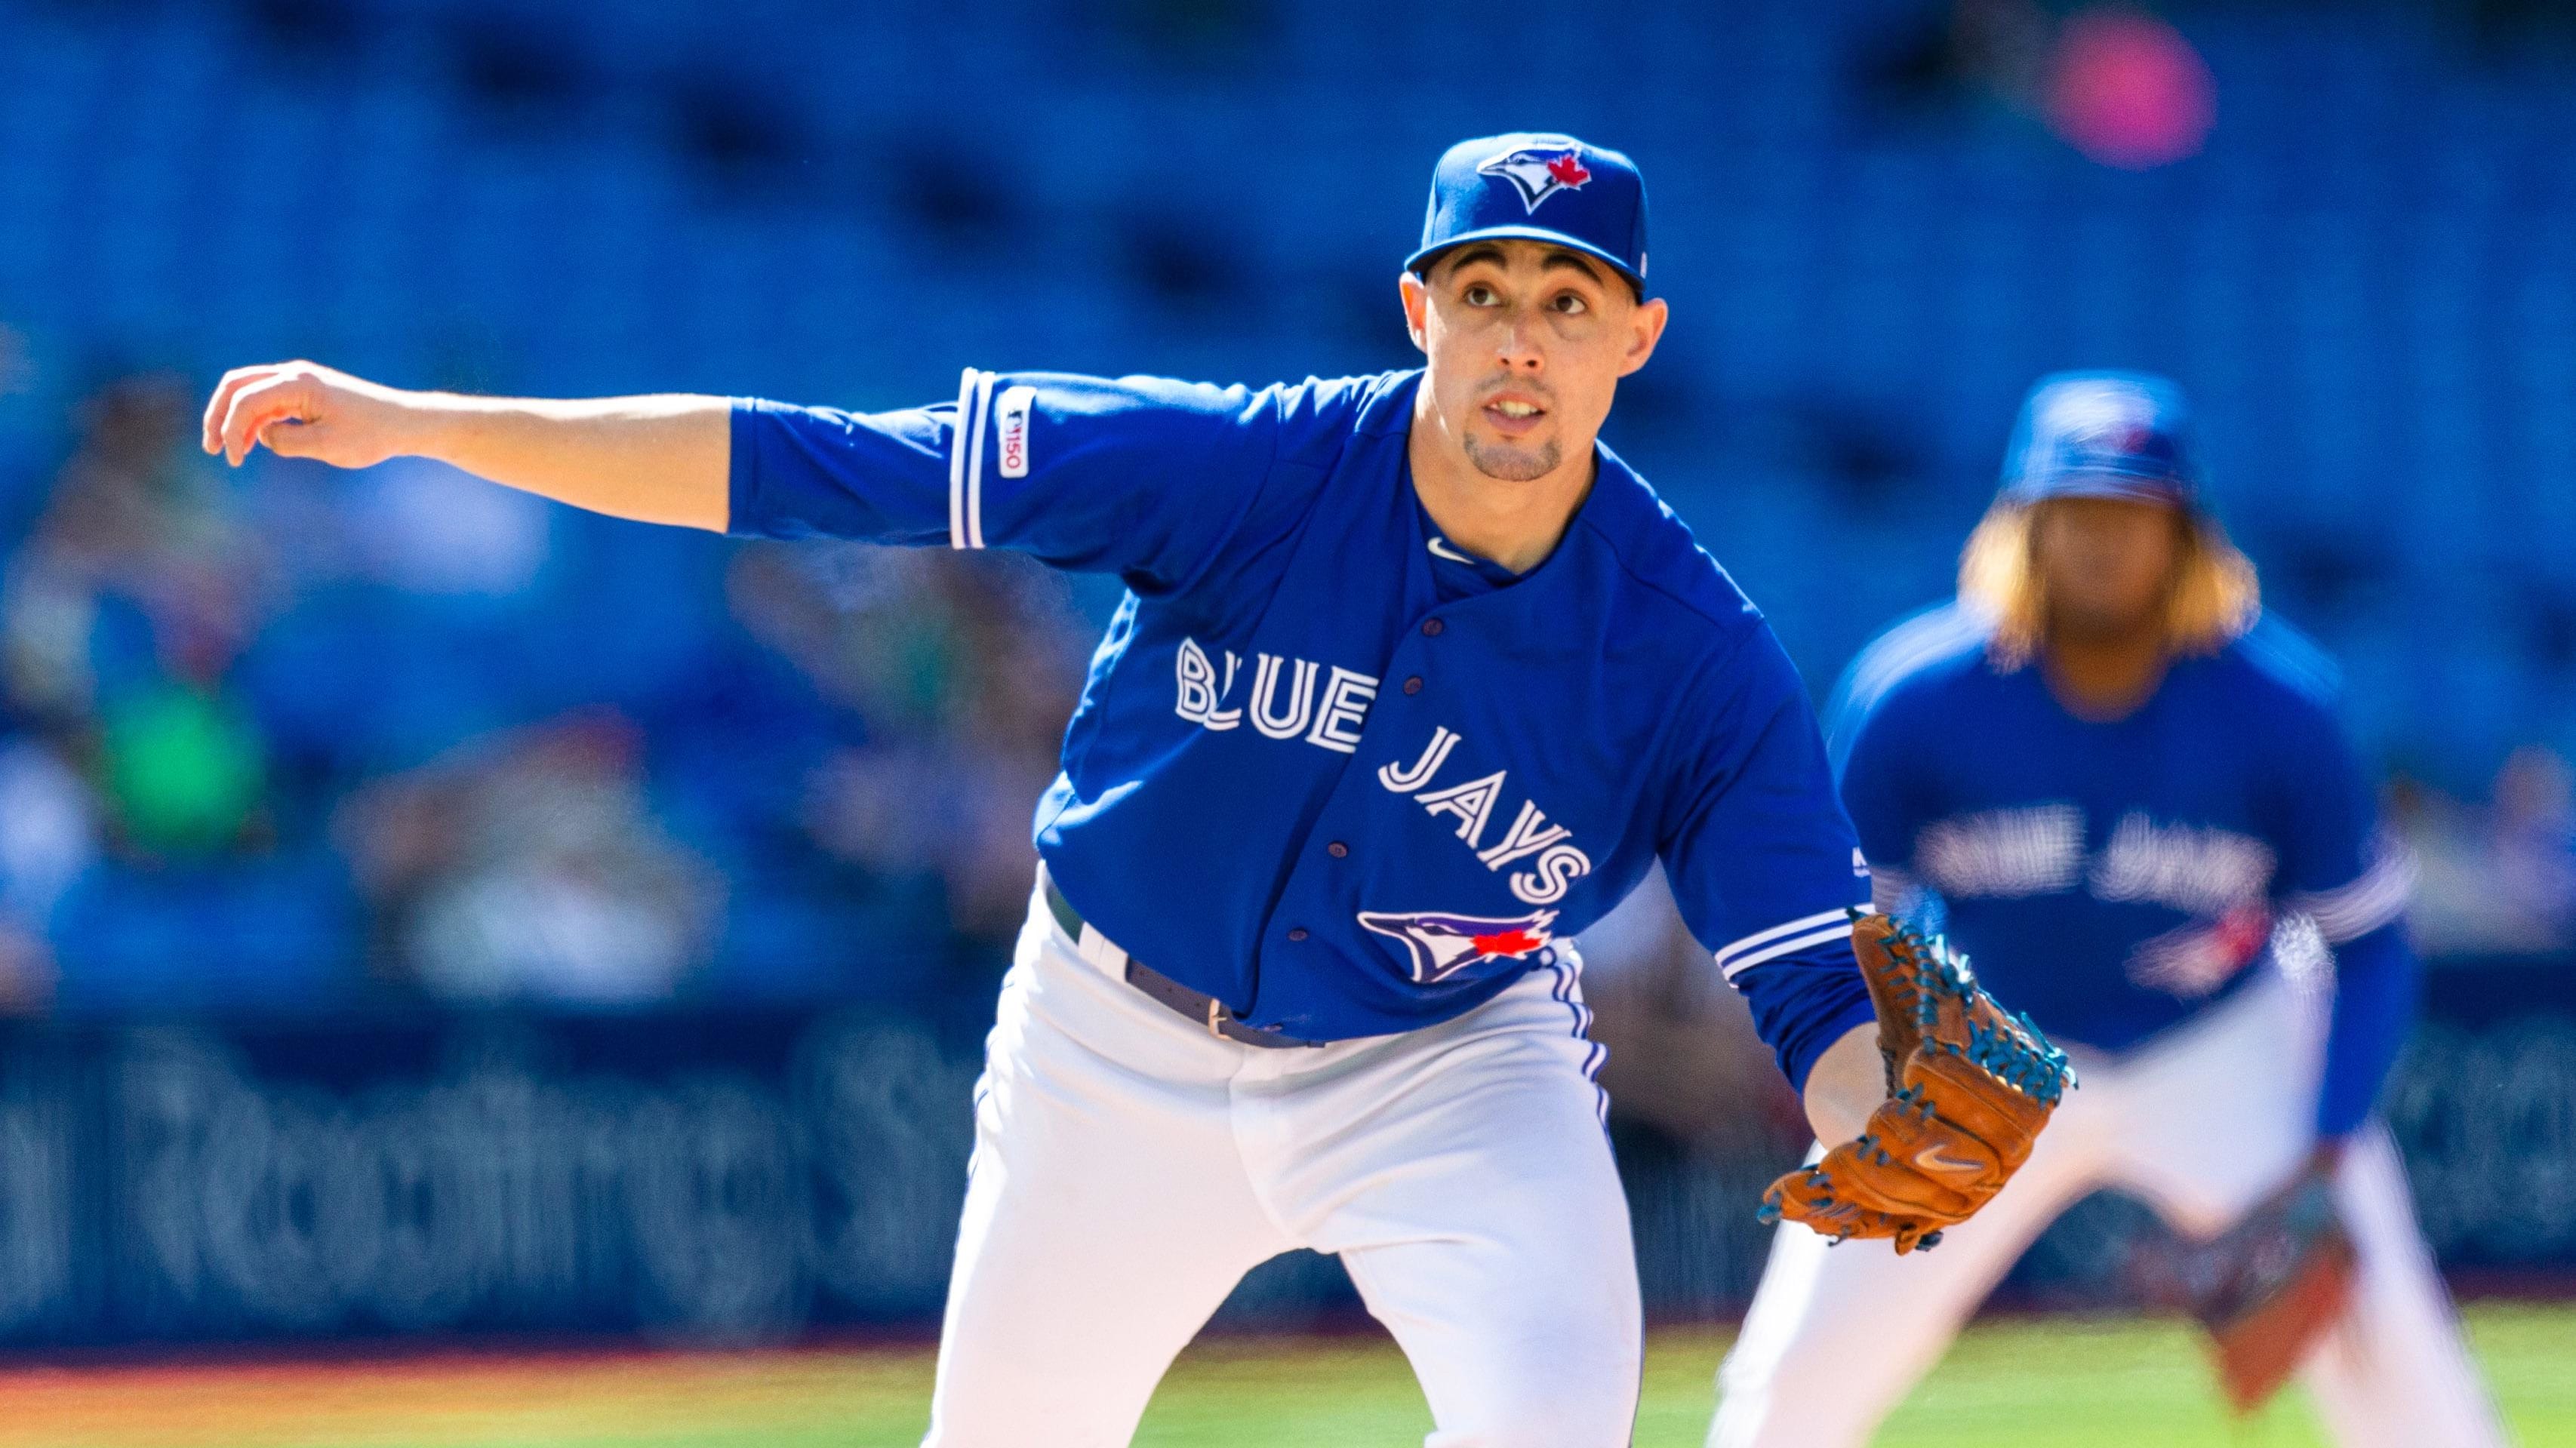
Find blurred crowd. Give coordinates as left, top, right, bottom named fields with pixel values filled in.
left=0, top=373, right=1091, bottom=1018
left=2399, top=746, right=2576, bottom=958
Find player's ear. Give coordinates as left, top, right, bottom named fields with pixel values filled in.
left=1617, top=296, right=1669, bottom=378
left=1399, top=271, right=1431, bottom=355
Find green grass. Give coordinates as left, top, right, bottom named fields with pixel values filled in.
left=1141, top=1307, right=2576, bottom=1448
left=7, top=1303, right=2569, bottom=1446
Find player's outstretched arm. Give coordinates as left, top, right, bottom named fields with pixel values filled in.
left=201, top=361, right=731, bottom=532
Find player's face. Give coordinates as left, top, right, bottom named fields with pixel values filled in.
left=1401, top=241, right=1668, bottom=484
left=2030, top=496, right=2185, bottom=642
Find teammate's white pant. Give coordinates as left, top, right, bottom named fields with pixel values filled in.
left=1710, top=967, right=2507, bottom=1448
left=922, top=881, right=1639, bottom=1447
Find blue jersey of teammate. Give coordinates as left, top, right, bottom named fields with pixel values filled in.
left=728, top=367, right=1874, bottom=1086
left=1828, top=604, right=2418, bottom=1138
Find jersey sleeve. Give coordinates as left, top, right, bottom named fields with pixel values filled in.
left=2308, top=924, right=2419, bottom=1139
left=1660, top=628, right=1876, bottom=1092
left=2267, top=690, right=2421, bottom=1139
left=2270, top=702, right=2411, bottom=945
left=726, top=370, right=1283, bottom=593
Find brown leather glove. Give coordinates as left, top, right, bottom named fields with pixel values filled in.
left=1760, top=912, right=2075, bottom=1254
left=2184, top=1148, right=2357, bottom=1413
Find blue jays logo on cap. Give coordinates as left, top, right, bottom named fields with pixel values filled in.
left=2064, top=418, right=2177, bottom=476
left=1477, top=143, right=1593, bottom=214
left=2000, top=370, right=2202, bottom=507
left=1406, top=131, right=1650, bottom=294
left=1358, top=908, right=1559, bottom=984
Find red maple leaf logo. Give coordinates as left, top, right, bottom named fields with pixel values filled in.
left=1544, top=153, right=1591, bottom=189
left=1470, top=928, right=1546, bottom=958
left=2211, top=906, right=2270, bottom=966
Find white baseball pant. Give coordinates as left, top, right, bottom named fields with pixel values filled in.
left=921, top=880, right=1641, bottom=1447
left=1710, top=965, right=2507, bottom=1447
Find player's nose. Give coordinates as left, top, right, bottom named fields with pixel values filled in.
left=1496, top=315, right=1546, bottom=370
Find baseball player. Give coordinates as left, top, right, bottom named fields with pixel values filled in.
left=202, top=135, right=2056, bottom=1447
left=1710, top=373, right=2507, bottom=1446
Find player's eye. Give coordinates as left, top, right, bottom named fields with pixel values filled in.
left=1462, top=283, right=1499, bottom=307
left=1550, top=291, right=1589, bottom=316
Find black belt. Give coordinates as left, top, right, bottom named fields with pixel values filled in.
left=1042, top=870, right=1320, bottom=1050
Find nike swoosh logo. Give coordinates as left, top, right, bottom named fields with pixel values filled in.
left=1916, top=1145, right=1984, bottom=1176
left=1426, top=536, right=1477, bottom=564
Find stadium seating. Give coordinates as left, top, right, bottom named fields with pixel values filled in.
left=3, top=0, right=2570, bottom=1003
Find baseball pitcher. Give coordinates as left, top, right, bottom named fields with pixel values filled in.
left=204, top=135, right=2063, bottom=1447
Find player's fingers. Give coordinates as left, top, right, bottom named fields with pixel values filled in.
left=201, top=364, right=283, bottom=455
left=255, top=416, right=326, bottom=459
left=217, top=374, right=315, bottom=466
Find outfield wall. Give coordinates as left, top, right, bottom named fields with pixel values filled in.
left=0, top=963, right=2562, bottom=1346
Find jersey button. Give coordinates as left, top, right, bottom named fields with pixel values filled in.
left=1402, top=676, right=1423, bottom=695
left=1287, top=927, right=1310, bottom=942
left=1421, top=618, right=1444, bottom=637
left=1327, top=841, right=1349, bottom=858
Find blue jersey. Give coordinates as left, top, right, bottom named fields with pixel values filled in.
left=728, top=368, right=1874, bottom=1087
left=1829, top=604, right=2418, bottom=1137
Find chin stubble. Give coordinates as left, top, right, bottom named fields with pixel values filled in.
left=1463, top=435, right=1562, bottom=483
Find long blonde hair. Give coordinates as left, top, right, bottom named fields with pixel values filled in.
left=1957, top=498, right=2261, bottom=669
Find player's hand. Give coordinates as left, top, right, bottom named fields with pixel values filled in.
left=201, top=361, right=422, bottom=470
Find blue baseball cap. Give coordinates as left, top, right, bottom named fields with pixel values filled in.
left=2000, top=370, right=2202, bottom=508
left=1405, top=133, right=1649, bottom=295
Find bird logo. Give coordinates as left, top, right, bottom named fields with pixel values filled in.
left=1476, top=145, right=1593, bottom=214
left=1356, top=908, right=1560, bottom=983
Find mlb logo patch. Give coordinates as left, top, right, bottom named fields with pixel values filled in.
left=1476, top=144, right=1593, bottom=214
left=994, top=385, right=1035, bottom=479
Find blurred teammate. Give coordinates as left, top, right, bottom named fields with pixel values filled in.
left=199, top=135, right=2022, bottom=1447
left=1710, top=373, right=2507, bottom=1446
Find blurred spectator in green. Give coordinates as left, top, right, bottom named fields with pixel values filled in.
left=0, top=374, right=364, bottom=1013
left=2, top=374, right=275, bottom=859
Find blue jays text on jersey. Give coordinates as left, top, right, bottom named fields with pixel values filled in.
left=1827, top=604, right=2419, bottom=1137
left=728, top=368, right=1875, bottom=1087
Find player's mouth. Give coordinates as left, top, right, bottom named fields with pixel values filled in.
left=1480, top=394, right=1548, bottom=435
